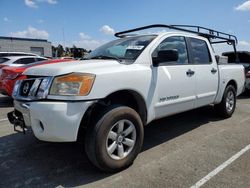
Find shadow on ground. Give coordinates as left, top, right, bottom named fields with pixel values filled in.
left=0, top=105, right=224, bottom=188
left=0, top=95, right=13, bottom=108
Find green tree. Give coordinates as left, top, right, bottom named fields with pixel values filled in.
left=52, top=45, right=57, bottom=57
left=57, top=44, right=64, bottom=57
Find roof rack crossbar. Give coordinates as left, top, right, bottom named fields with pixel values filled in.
left=114, top=24, right=237, bottom=44
left=171, top=25, right=237, bottom=44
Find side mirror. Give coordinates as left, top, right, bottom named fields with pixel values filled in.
left=153, top=49, right=179, bottom=66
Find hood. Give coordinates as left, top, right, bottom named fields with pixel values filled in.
left=23, top=60, right=122, bottom=76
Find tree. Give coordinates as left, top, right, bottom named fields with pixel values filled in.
left=70, top=46, right=88, bottom=58
left=65, top=47, right=71, bottom=56
left=52, top=45, right=57, bottom=57
left=57, top=44, right=64, bottom=57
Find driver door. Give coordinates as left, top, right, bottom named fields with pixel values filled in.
left=152, top=36, right=196, bottom=119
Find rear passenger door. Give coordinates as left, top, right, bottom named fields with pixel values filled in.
left=187, top=37, right=219, bottom=107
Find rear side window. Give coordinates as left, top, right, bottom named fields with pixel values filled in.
left=14, top=58, right=36, bottom=64
left=189, top=38, right=212, bottom=64
left=36, top=58, right=46, bottom=61
left=0, top=58, right=10, bottom=64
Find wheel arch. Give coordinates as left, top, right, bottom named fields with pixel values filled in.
left=226, top=79, right=237, bottom=92
left=77, top=89, right=148, bottom=140
left=214, top=79, right=238, bottom=105
left=103, top=89, right=148, bottom=124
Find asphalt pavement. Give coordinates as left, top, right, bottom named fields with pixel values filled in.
left=0, top=94, right=250, bottom=188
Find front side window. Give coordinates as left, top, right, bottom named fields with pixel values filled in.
left=189, top=38, right=212, bottom=64
left=152, top=36, right=189, bottom=64
left=85, top=35, right=156, bottom=63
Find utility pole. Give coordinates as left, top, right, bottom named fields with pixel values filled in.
left=62, top=28, right=65, bottom=49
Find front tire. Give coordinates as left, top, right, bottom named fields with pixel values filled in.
left=85, top=106, right=144, bottom=172
left=215, top=85, right=236, bottom=118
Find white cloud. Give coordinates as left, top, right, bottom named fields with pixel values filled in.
left=24, top=0, right=57, bottom=8
left=213, top=40, right=250, bottom=55
left=235, top=1, right=250, bottom=11
left=37, top=19, right=44, bottom=24
left=24, top=0, right=37, bottom=8
left=238, top=40, right=250, bottom=47
left=45, top=0, right=57, bottom=4
left=100, top=25, right=115, bottom=35
left=73, top=39, right=106, bottom=50
left=79, top=32, right=91, bottom=40
left=10, top=26, right=49, bottom=39
left=71, top=32, right=107, bottom=50
left=3, top=17, right=11, bottom=22
left=213, top=44, right=232, bottom=55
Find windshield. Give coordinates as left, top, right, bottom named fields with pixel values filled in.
left=85, top=35, right=156, bottom=63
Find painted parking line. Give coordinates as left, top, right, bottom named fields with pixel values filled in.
left=190, top=143, right=250, bottom=188
left=0, top=118, right=8, bottom=122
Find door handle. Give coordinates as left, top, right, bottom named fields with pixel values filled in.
left=211, top=68, right=217, bottom=74
left=186, top=69, right=195, bottom=76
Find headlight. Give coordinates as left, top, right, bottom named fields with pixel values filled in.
left=50, top=73, right=95, bottom=96
left=12, top=80, right=21, bottom=97
left=37, top=77, right=51, bottom=98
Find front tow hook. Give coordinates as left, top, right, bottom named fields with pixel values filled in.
left=7, top=111, right=27, bottom=134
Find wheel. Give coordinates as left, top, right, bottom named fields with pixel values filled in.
left=85, top=105, right=144, bottom=172
left=215, top=85, right=236, bottom=118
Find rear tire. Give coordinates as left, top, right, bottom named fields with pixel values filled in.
left=215, top=85, right=236, bottom=118
left=85, top=105, right=144, bottom=172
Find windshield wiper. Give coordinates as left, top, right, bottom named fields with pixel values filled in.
left=86, top=55, right=122, bottom=62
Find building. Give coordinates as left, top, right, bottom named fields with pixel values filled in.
left=0, top=36, right=52, bottom=57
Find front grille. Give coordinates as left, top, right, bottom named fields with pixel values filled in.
left=19, top=80, right=35, bottom=97
left=13, top=76, right=53, bottom=101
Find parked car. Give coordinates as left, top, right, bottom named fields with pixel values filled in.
left=0, top=52, right=37, bottom=57
left=0, top=59, right=74, bottom=96
left=8, top=25, right=245, bottom=172
left=222, top=51, right=250, bottom=92
left=0, top=56, right=47, bottom=69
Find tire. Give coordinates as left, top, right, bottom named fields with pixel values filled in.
left=215, top=85, right=236, bottom=118
left=85, top=105, right=144, bottom=172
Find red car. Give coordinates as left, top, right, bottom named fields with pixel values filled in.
left=0, top=59, right=73, bottom=96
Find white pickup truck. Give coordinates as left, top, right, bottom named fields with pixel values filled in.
left=8, top=25, right=245, bottom=172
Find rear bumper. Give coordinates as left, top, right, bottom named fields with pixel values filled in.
left=12, top=100, right=95, bottom=142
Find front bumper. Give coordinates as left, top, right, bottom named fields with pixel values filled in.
left=11, top=100, right=95, bottom=142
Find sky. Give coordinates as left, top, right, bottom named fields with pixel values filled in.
left=0, top=0, right=250, bottom=53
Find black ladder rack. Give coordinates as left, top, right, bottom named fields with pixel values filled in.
left=114, top=24, right=238, bottom=61
left=114, top=24, right=237, bottom=44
